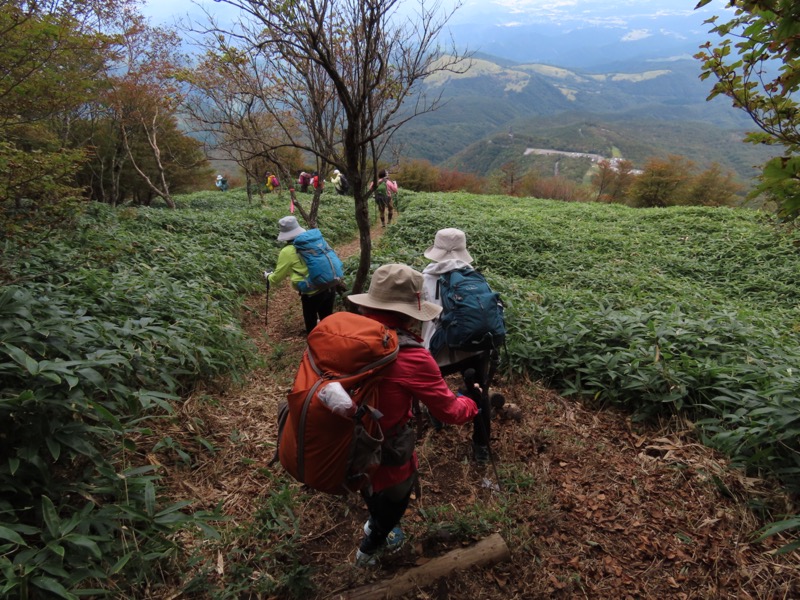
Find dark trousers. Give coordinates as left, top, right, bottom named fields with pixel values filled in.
left=439, top=351, right=494, bottom=447
left=300, top=288, right=336, bottom=334
left=375, top=195, right=393, bottom=225
left=359, top=474, right=416, bottom=554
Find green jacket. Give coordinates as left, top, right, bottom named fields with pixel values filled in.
left=268, top=244, right=308, bottom=292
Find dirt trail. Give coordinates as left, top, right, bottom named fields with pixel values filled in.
left=161, top=222, right=799, bottom=599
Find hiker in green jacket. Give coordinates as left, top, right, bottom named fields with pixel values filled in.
left=266, top=216, right=336, bottom=334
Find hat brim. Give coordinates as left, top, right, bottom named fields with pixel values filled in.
left=424, top=245, right=473, bottom=264
left=348, top=293, right=442, bottom=322
left=277, top=226, right=306, bottom=241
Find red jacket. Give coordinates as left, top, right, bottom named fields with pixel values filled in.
left=364, top=313, right=478, bottom=492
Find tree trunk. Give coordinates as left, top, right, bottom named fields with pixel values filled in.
left=121, top=119, right=175, bottom=209
left=111, top=139, right=126, bottom=207
left=289, top=188, right=311, bottom=225
left=342, top=533, right=510, bottom=599
left=309, top=186, right=321, bottom=228
left=351, top=185, right=371, bottom=295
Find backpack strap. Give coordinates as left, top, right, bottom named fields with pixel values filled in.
left=396, top=330, right=427, bottom=438
left=396, top=330, right=423, bottom=349
left=269, top=401, right=290, bottom=466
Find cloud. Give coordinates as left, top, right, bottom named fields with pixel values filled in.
left=646, top=54, right=694, bottom=62
left=659, top=28, right=688, bottom=41
left=479, top=0, right=727, bottom=26
left=621, top=29, right=652, bottom=42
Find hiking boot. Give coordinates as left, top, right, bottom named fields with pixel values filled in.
left=473, top=443, right=490, bottom=465
left=355, top=549, right=377, bottom=567
left=490, top=393, right=506, bottom=410
left=363, top=520, right=405, bottom=553
left=386, top=527, right=405, bottom=552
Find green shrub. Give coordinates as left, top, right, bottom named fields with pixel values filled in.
left=378, top=192, right=800, bottom=503
left=0, top=192, right=358, bottom=596
left=184, top=483, right=314, bottom=599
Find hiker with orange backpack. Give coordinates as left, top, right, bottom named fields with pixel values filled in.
left=264, top=216, right=340, bottom=334
left=345, top=264, right=480, bottom=565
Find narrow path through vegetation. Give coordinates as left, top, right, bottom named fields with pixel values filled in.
left=162, top=222, right=799, bottom=599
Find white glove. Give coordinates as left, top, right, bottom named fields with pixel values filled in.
left=263, top=270, right=273, bottom=280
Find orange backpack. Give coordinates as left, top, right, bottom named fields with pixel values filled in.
left=277, top=312, right=399, bottom=495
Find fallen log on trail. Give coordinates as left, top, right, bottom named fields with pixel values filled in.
left=341, top=532, right=510, bottom=599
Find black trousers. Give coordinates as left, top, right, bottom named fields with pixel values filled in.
left=359, top=474, right=416, bottom=554
left=375, top=195, right=393, bottom=224
left=438, top=351, right=494, bottom=447
left=300, top=288, right=336, bottom=334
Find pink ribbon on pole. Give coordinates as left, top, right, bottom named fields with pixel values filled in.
left=290, top=198, right=295, bottom=213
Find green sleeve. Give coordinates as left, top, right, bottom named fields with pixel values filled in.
left=269, top=245, right=302, bottom=287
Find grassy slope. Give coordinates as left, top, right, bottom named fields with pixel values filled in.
left=381, top=192, right=800, bottom=495
left=166, top=191, right=798, bottom=599
left=10, top=189, right=796, bottom=598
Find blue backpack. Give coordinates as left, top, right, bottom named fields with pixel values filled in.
left=429, top=267, right=506, bottom=356
left=292, top=229, right=344, bottom=294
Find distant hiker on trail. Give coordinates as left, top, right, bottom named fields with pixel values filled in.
left=265, top=216, right=338, bottom=335
left=421, top=228, right=505, bottom=464
left=266, top=173, right=280, bottom=193
left=330, top=169, right=349, bottom=195
left=347, top=263, right=481, bottom=566
left=370, top=170, right=396, bottom=227
left=215, top=174, right=228, bottom=192
left=311, top=171, right=323, bottom=192
left=298, top=171, right=311, bottom=193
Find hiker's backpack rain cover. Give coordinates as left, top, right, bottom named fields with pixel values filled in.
left=277, top=312, right=399, bottom=495
left=292, top=228, right=344, bottom=294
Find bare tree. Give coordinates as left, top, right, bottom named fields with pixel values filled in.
left=196, top=0, right=470, bottom=292
left=107, top=14, right=187, bottom=208
left=181, top=46, right=302, bottom=204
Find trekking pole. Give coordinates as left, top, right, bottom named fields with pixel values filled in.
left=263, top=270, right=272, bottom=328
left=464, top=368, right=503, bottom=492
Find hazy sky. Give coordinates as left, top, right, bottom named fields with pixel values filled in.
left=140, top=0, right=733, bottom=28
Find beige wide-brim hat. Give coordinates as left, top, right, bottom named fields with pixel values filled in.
left=277, top=216, right=306, bottom=241
left=348, top=264, right=442, bottom=322
left=424, top=228, right=473, bottom=263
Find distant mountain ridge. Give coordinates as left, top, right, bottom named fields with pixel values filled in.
left=441, top=113, right=775, bottom=186
left=395, top=53, right=774, bottom=184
